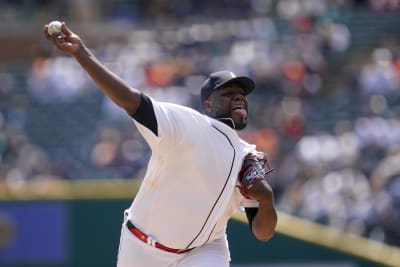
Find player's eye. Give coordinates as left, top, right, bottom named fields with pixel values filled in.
left=222, top=92, right=234, bottom=97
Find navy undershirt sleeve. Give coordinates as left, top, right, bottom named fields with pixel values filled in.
left=245, top=207, right=258, bottom=230
left=130, top=93, right=158, bottom=136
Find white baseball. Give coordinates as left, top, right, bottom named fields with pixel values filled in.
left=47, top=21, right=62, bottom=36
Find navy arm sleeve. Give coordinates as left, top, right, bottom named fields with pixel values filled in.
left=130, top=93, right=158, bottom=136
left=245, top=208, right=258, bottom=230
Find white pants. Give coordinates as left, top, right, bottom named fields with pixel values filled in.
left=116, top=219, right=231, bottom=267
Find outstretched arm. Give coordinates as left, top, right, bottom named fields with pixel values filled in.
left=43, top=22, right=141, bottom=115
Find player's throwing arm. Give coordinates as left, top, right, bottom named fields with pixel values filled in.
left=43, top=21, right=142, bottom=115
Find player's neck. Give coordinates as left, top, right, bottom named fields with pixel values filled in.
left=217, top=118, right=236, bottom=129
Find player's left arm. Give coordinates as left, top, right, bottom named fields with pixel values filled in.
left=238, top=152, right=277, bottom=241
left=245, top=180, right=277, bottom=241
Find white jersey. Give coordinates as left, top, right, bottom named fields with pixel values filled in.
left=127, top=99, right=258, bottom=249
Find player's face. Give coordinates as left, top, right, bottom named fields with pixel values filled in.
left=206, top=83, right=249, bottom=130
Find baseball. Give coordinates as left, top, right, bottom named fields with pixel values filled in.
left=47, top=20, right=62, bottom=36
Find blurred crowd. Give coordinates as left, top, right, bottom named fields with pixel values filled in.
left=1, top=0, right=400, bottom=246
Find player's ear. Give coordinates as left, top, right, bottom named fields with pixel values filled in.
left=203, top=100, right=213, bottom=114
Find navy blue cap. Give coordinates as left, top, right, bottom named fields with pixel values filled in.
left=200, top=70, right=255, bottom=102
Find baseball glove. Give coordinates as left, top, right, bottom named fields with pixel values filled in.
left=237, top=151, right=274, bottom=199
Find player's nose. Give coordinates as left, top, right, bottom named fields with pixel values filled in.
left=232, top=93, right=246, bottom=102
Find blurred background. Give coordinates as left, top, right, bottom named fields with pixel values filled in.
left=0, top=0, right=400, bottom=266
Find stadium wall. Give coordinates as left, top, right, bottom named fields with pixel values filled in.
left=0, top=180, right=398, bottom=267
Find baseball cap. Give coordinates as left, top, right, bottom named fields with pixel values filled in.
left=200, top=70, right=255, bottom=102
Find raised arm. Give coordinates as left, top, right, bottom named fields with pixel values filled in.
left=43, top=22, right=141, bottom=115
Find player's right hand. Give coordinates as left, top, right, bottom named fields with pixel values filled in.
left=43, top=22, right=82, bottom=56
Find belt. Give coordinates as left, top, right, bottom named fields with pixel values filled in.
left=126, top=220, right=193, bottom=254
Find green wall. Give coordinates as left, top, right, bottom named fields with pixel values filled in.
left=228, top=220, right=381, bottom=266
left=0, top=200, right=385, bottom=267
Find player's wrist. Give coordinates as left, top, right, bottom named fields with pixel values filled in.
left=254, top=182, right=274, bottom=203
left=73, top=42, right=89, bottom=58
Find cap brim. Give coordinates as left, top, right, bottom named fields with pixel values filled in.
left=217, top=76, right=255, bottom=95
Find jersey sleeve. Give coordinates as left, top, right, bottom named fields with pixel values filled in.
left=244, top=208, right=258, bottom=230
left=132, top=95, right=206, bottom=150
left=235, top=191, right=259, bottom=230
left=130, top=93, right=158, bottom=136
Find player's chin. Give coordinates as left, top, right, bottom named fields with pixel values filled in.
left=234, top=118, right=247, bottom=130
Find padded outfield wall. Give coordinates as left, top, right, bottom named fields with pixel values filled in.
left=0, top=180, right=398, bottom=267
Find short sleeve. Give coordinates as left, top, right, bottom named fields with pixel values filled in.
left=130, top=93, right=158, bottom=136
left=133, top=98, right=208, bottom=151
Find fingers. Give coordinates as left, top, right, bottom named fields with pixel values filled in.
left=43, top=22, right=68, bottom=46
left=43, top=25, right=52, bottom=41
left=43, top=21, right=80, bottom=54
left=43, top=24, right=62, bottom=42
left=43, top=25, right=64, bottom=50
left=61, top=22, right=72, bottom=36
left=43, top=21, right=70, bottom=41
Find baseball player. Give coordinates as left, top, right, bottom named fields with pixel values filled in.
left=43, top=22, right=277, bottom=267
